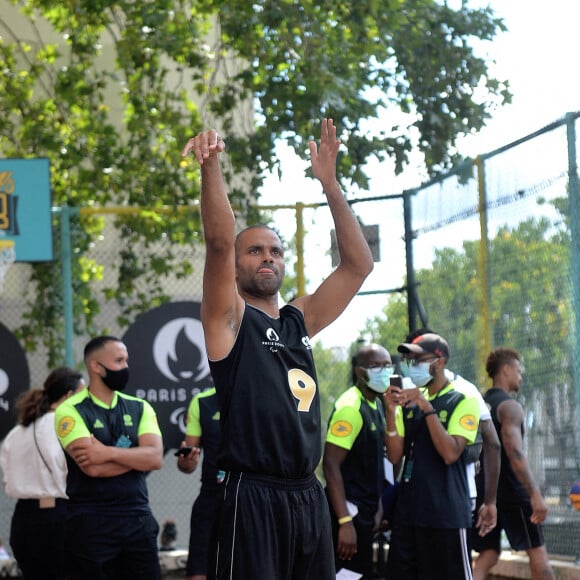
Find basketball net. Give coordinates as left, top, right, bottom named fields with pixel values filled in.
left=0, top=240, right=15, bottom=296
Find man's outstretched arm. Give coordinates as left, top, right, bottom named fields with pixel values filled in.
left=182, top=131, right=240, bottom=360
left=295, top=118, right=373, bottom=336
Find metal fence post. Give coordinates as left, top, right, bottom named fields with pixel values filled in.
left=567, top=114, right=580, bottom=481
left=476, top=156, right=492, bottom=387
left=59, top=205, right=75, bottom=367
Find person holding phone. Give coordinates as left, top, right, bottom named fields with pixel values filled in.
left=176, top=386, right=222, bottom=580
left=323, top=343, right=392, bottom=579
left=402, top=328, right=500, bottom=543
left=384, top=333, right=480, bottom=580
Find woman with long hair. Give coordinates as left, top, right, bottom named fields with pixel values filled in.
left=0, top=367, right=85, bottom=579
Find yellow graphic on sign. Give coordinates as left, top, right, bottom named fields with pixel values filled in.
left=0, top=171, right=16, bottom=231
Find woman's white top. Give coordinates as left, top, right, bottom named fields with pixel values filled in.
left=0, top=412, right=68, bottom=499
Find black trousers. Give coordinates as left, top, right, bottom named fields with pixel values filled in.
left=327, top=496, right=376, bottom=579
left=65, top=511, right=161, bottom=580
left=187, top=483, right=221, bottom=576
left=10, top=498, right=67, bottom=580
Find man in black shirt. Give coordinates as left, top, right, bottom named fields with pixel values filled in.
left=182, top=119, right=373, bottom=579
left=472, top=348, right=554, bottom=580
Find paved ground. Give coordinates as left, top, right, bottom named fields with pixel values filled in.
left=2, top=548, right=579, bottom=578
left=488, top=551, right=580, bottom=579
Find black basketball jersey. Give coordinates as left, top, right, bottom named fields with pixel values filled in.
left=209, top=303, right=320, bottom=478
left=484, top=387, right=529, bottom=503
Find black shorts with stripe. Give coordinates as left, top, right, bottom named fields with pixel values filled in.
left=208, top=472, right=335, bottom=580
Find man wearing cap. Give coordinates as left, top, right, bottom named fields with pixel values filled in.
left=404, top=328, right=500, bottom=544
left=384, top=333, right=480, bottom=580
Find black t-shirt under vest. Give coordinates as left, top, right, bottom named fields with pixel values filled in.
left=394, top=386, right=471, bottom=528
left=65, top=393, right=150, bottom=516
left=209, top=303, right=320, bottom=478
left=482, top=387, right=528, bottom=503
left=329, top=386, right=386, bottom=512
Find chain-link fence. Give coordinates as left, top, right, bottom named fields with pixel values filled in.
left=1, top=113, right=580, bottom=562
left=407, top=112, right=580, bottom=559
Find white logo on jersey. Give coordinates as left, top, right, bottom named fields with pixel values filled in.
left=263, top=327, right=284, bottom=353
left=266, top=328, right=280, bottom=342
left=301, top=336, right=312, bottom=350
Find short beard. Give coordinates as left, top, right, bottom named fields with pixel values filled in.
left=240, top=276, right=282, bottom=298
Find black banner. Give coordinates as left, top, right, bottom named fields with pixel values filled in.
left=122, top=302, right=213, bottom=451
left=0, top=323, right=30, bottom=440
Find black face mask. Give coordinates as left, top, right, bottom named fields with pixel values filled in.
left=99, top=364, right=129, bottom=392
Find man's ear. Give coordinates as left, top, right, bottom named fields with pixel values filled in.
left=88, top=358, right=100, bottom=375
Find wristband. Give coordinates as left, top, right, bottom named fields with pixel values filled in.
left=337, top=515, right=353, bottom=525
left=387, top=430, right=398, bottom=437
left=424, top=409, right=437, bottom=417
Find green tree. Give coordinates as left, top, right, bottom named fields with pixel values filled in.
left=312, top=340, right=351, bottom=482
left=366, top=211, right=575, bottom=495
left=366, top=215, right=571, bottom=391
left=0, top=0, right=509, bottom=363
left=364, top=292, right=410, bottom=356
left=313, top=341, right=351, bottom=424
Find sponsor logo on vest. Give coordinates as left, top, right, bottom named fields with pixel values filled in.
left=331, top=420, right=353, bottom=437
left=58, top=416, right=75, bottom=437
left=459, top=414, right=478, bottom=430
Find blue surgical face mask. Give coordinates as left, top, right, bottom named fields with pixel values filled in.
left=408, top=362, right=433, bottom=387
left=363, top=366, right=394, bottom=394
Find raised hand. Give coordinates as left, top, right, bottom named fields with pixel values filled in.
left=308, top=118, right=340, bottom=188
left=182, top=130, right=226, bottom=165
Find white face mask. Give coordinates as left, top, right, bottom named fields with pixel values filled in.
left=408, top=362, right=433, bottom=387
left=363, top=366, right=394, bottom=393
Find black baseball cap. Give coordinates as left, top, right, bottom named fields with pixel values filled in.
left=397, top=333, right=450, bottom=361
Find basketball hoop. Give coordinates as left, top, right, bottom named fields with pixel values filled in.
left=0, top=240, right=15, bottom=295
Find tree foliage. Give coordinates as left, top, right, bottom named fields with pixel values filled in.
left=312, top=341, right=351, bottom=429
left=0, top=0, right=510, bottom=363
left=365, top=213, right=571, bottom=391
